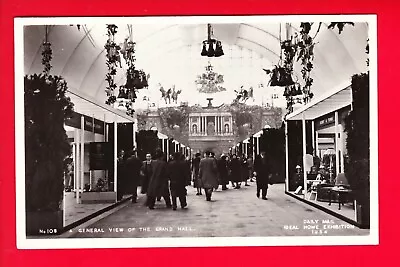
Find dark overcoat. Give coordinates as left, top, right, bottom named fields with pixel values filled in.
left=217, top=158, right=229, bottom=185
left=199, top=157, right=219, bottom=189
left=167, top=160, right=188, bottom=197
left=254, top=155, right=270, bottom=189
left=192, top=157, right=202, bottom=187
left=228, top=158, right=242, bottom=182
left=124, top=156, right=142, bottom=191
left=147, top=159, right=169, bottom=197
left=140, top=160, right=152, bottom=193
left=240, top=158, right=249, bottom=181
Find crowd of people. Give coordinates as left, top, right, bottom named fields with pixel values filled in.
left=117, top=149, right=273, bottom=211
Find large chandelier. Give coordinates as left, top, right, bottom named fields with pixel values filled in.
left=201, top=24, right=224, bottom=57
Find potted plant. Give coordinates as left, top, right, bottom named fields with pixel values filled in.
left=25, top=71, right=74, bottom=235
left=344, top=72, right=370, bottom=228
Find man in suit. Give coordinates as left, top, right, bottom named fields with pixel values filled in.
left=141, top=153, right=152, bottom=194
left=167, top=152, right=188, bottom=210
left=146, top=149, right=172, bottom=209
left=254, top=151, right=271, bottom=200
left=124, top=149, right=142, bottom=203
left=199, top=151, right=218, bottom=201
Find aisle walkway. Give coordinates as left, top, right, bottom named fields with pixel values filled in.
left=69, top=182, right=369, bottom=238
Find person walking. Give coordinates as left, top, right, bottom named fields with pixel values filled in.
left=199, top=151, right=219, bottom=201
left=117, top=149, right=126, bottom=201
left=241, top=155, right=250, bottom=186
left=228, top=154, right=242, bottom=189
left=167, top=152, right=188, bottom=210
left=146, top=149, right=172, bottom=209
left=247, top=156, right=255, bottom=182
left=124, top=149, right=142, bottom=203
left=184, top=155, right=192, bottom=186
left=192, top=153, right=202, bottom=195
left=217, top=154, right=229, bottom=190
left=140, top=153, right=152, bottom=195
left=254, top=151, right=271, bottom=200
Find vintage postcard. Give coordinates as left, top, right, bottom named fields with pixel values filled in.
left=15, top=14, right=378, bottom=249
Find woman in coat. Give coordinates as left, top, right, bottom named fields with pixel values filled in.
left=167, top=152, right=188, bottom=210
left=228, top=154, right=242, bottom=189
left=240, top=155, right=250, bottom=186
left=254, top=152, right=271, bottom=200
left=146, top=149, right=172, bottom=209
left=199, top=151, right=219, bottom=201
left=217, top=155, right=229, bottom=190
left=192, top=153, right=202, bottom=195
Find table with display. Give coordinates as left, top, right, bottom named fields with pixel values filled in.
left=328, top=186, right=353, bottom=210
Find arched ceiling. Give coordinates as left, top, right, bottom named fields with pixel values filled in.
left=24, top=21, right=369, bottom=107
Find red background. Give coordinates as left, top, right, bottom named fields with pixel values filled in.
left=0, top=0, right=397, bottom=266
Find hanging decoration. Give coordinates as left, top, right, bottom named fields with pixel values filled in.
left=201, top=24, right=224, bottom=57
left=104, top=24, right=121, bottom=106
left=195, top=62, right=226, bottom=93
left=265, top=22, right=355, bottom=114
left=106, top=25, right=149, bottom=117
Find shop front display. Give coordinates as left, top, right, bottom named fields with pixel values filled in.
left=284, top=84, right=360, bottom=225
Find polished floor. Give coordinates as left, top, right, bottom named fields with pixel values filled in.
left=66, top=182, right=369, bottom=238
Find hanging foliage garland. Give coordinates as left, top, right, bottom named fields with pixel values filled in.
left=276, top=22, right=355, bottom=114
left=121, top=35, right=137, bottom=116
left=104, top=24, right=121, bottom=106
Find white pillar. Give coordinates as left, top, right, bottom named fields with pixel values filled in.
left=132, top=122, right=136, bottom=150
left=205, top=116, right=208, bottom=135
left=214, top=116, right=217, bottom=134
left=315, top=131, right=319, bottom=159
left=252, top=137, right=256, bottom=162
left=302, top=114, right=307, bottom=198
left=311, top=120, right=315, bottom=156
left=340, top=125, right=345, bottom=173
left=216, top=117, right=219, bottom=134
left=80, top=116, right=85, bottom=203
left=89, top=115, right=95, bottom=191
left=335, top=111, right=340, bottom=175
left=114, top=121, right=118, bottom=194
left=166, top=139, right=169, bottom=161
left=74, top=130, right=80, bottom=204
left=203, top=116, right=206, bottom=135
left=285, top=121, right=289, bottom=191
left=256, top=137, right=260, bottom=155
left=201, top=116, right=204, bottom=135
left=104, top=114, right=106, bottom=142
left=200, top=116, right=203, bottom=134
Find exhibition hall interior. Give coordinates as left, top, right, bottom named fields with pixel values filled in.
left=21, top=18, right=372, bottom=238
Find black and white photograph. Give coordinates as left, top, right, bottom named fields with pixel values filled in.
left=15, top=15, right=378, bottom=249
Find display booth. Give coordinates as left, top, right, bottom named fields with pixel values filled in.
left=62, top=89, right=137, bottom=228
left=284, top=83, right=360, bottom=224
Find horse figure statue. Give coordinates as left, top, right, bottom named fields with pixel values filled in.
left=171, top=87, right=182, bottom=104
left=234, top=86, right=250, bottom=103
left=159, top=85, right=172, bottom=104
